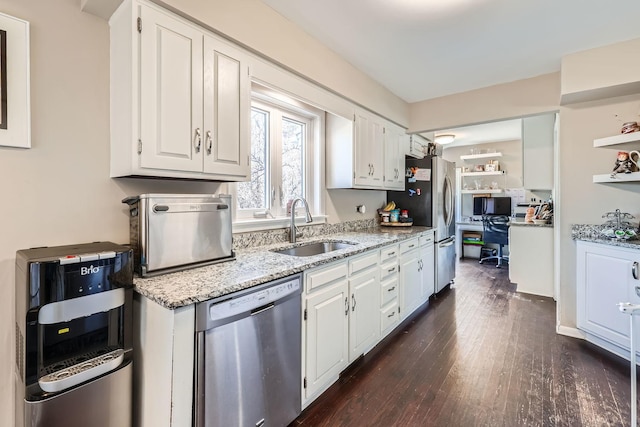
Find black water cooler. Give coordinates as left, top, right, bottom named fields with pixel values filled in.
left=15, top=242, right=134, bottom=427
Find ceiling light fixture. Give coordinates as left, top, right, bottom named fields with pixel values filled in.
left=435, top=134, right=455, bottom=145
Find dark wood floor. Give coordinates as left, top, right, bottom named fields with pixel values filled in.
left=293, top=259, right=637, bottom=426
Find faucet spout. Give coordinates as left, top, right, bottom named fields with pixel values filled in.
left=290, top=198, right=313, bottom=243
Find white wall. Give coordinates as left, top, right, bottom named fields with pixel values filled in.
left=558, top=94, right=640, bottom=327
left=443, top=140, right=523, bottom=218
left=0, top=1, right=404, bottom=425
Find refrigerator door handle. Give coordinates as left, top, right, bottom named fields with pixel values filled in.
left=444, top=174, right=454, bottom=227
left=439, top=236, right=455, bottom=247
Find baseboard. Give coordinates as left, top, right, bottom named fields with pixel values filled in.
left=556, top=325, right=585, bottom=339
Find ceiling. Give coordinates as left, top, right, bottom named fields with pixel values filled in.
left=261, top=0, right=640, bottom=104
left=436, top=119, right=522, bottom=147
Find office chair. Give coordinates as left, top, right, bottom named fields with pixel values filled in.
left=479, top=215, right=509, bottom=268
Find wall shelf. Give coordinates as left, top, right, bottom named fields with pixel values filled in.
left=593, top=172, right=640, bottom=183
left=459, top=152, right=503, bottom=161
left=460, top=189, right=504, bottom=194
left=592, top=132, right=640, bottom=183
left=460, top=171, right=506, bottom=177
left=593, top=132, right=640, bottom=149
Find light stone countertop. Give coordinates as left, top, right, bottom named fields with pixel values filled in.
left=133, top=226, right=433, bottom=309
left=572, top=224, right=640, bottom=249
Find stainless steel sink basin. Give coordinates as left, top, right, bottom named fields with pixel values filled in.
left=272, top=241, right=356, bottom=257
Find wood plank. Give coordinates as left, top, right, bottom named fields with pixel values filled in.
left=293, top=259, right=638, bottom=427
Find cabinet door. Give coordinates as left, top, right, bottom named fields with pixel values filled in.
left=139, top=5, right=203, bottom=172
left=522, top=114, right=555, bottom=190
left=577, top=243, right=640, bottom=350
left=202, top=36, right=250, bottom=179
left=400, top=248, right=421, bottom=319
left=349, top=269, right=380, bottom=361
left=384, top=125, right=405, bottom=190
left=354, top=112, right=384, bottom=187
left=354, top=111, right=373, bottom=186
left=304, top=280, right=349, bottom=400
left=420, top=242, right=435, bottom=300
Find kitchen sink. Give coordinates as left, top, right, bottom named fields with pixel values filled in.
left=272, top=241, right=356, bottom=257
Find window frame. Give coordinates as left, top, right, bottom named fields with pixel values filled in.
left=231, top=86, right=326, bottom=231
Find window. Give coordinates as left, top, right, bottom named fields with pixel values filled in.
left=234, top=90, right=324, bottom=227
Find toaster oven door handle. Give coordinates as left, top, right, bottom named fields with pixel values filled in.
left=151, top=202, right=229, bottom=213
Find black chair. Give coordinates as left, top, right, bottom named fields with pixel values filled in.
left=479, top=215, right=509, bottom=268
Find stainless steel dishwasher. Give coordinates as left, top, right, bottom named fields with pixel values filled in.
left=194, top=274, right=302, bottom=427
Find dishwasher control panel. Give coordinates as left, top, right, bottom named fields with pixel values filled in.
left=207, top=275, right=301, bottom=322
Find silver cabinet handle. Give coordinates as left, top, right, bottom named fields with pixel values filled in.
left=205, top=130, right=213, bottom=155
left=345, top=297, right=349, bottom=316
left=388, top=267, right=396, bottom=273
left=387, top=311, right=395, bottom=318
left=634, top=262, right=639, bottom=280
left=388, top=286, right=395, bottom=292
left=387, top=251, right=396, bottom=257
left=352, top=294, right=356, bottom=312
left=194, top=128, right=202, bottom=153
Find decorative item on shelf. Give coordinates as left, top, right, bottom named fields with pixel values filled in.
left=489, top=181, right=499, bottom=190
left=474, top=164, right=485, bottom=172
left=600, top=209, right=637, bottom=240
left=611, top=151, right=638, bottom=177
left=484, top=160, right=499, bottom=172
left=621, top=122, right=640, bottom=134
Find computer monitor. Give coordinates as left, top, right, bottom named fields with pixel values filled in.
left=473, top=196, right=512, bottom=216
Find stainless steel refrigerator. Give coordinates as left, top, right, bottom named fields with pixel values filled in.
left=387, top=155, right=456, bottom=294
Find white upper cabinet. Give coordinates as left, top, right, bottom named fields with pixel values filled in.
left=353, top=110, right=384, bottom=187
left=110, top=0, right=250, bottom=181
left=384, top=124, right=406, bottom=190
left=522, top=113, right=556, bottom=190
left=326, top=110, right=406, bottom=190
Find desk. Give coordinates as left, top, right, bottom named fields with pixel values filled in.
left=456, top=221, right=483, bottom=259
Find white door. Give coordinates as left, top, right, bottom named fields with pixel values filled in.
left=354, top=111, right=373, bottom=186
left=384, top=125, right=405, bottom=190
left=400, top=248, right=421, bottom=318
left=349, top=269, right=380, bottom=361
left=202, top=36, right=250, bottom=179
left=139, top=5, right=203, bottom=172
left=578, top=245, right=640, bottom=349
left=304, top=280, right=349, bottom=399
left=420, top=242, right=435, bottom=300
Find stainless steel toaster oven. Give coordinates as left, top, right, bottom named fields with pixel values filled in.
left=122, top=194, right=234, bottom=276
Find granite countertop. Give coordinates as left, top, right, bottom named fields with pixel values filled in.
left=572, top=224, right=640, bottom=249
left=134, top=226, right=432, bottom=309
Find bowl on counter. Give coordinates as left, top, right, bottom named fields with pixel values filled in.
left=532, top=219, right=549, bottom=225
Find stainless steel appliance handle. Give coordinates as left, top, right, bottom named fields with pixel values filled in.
left=633, top=262, right=639, bottom=280
left=152, top=202, right=229, bottom=213
left=439, top=236, right=456, bottom=248
left=444, top=174, right=454, bottom=227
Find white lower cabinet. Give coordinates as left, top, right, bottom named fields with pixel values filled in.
left=303, top=261, right=349, bottom=402
left=577, top=240, right=640, bottom=360
left=380, top=244, right=400, bottom=336
left=400, top=238, right=422, bottom=318
left=420, top=233, right=435, bottom=300
left=302, top=236, right=435, bottom=407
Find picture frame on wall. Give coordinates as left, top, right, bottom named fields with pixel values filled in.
left=0, top=12, right=30, bottom=149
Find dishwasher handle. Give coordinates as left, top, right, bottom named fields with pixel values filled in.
left=251, top=302, right=275, bottom=316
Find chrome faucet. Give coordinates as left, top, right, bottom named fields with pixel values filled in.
left=289, top=198, right=313, bottom=243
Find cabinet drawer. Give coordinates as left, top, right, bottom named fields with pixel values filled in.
left=305, top=261, right=348, bottom=293
left=380, top=261, right=398, bottom=281
left=380, top=301, right=400, bottom=334
left=400, top=238, right=419, bottom=254
left=380, top=245, right=399, bottom=264
left=420, top=232, right=434, bottom=247
left=380, top=276, right=398, bottom=306
left=348, top=250, right=378, bottom=276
